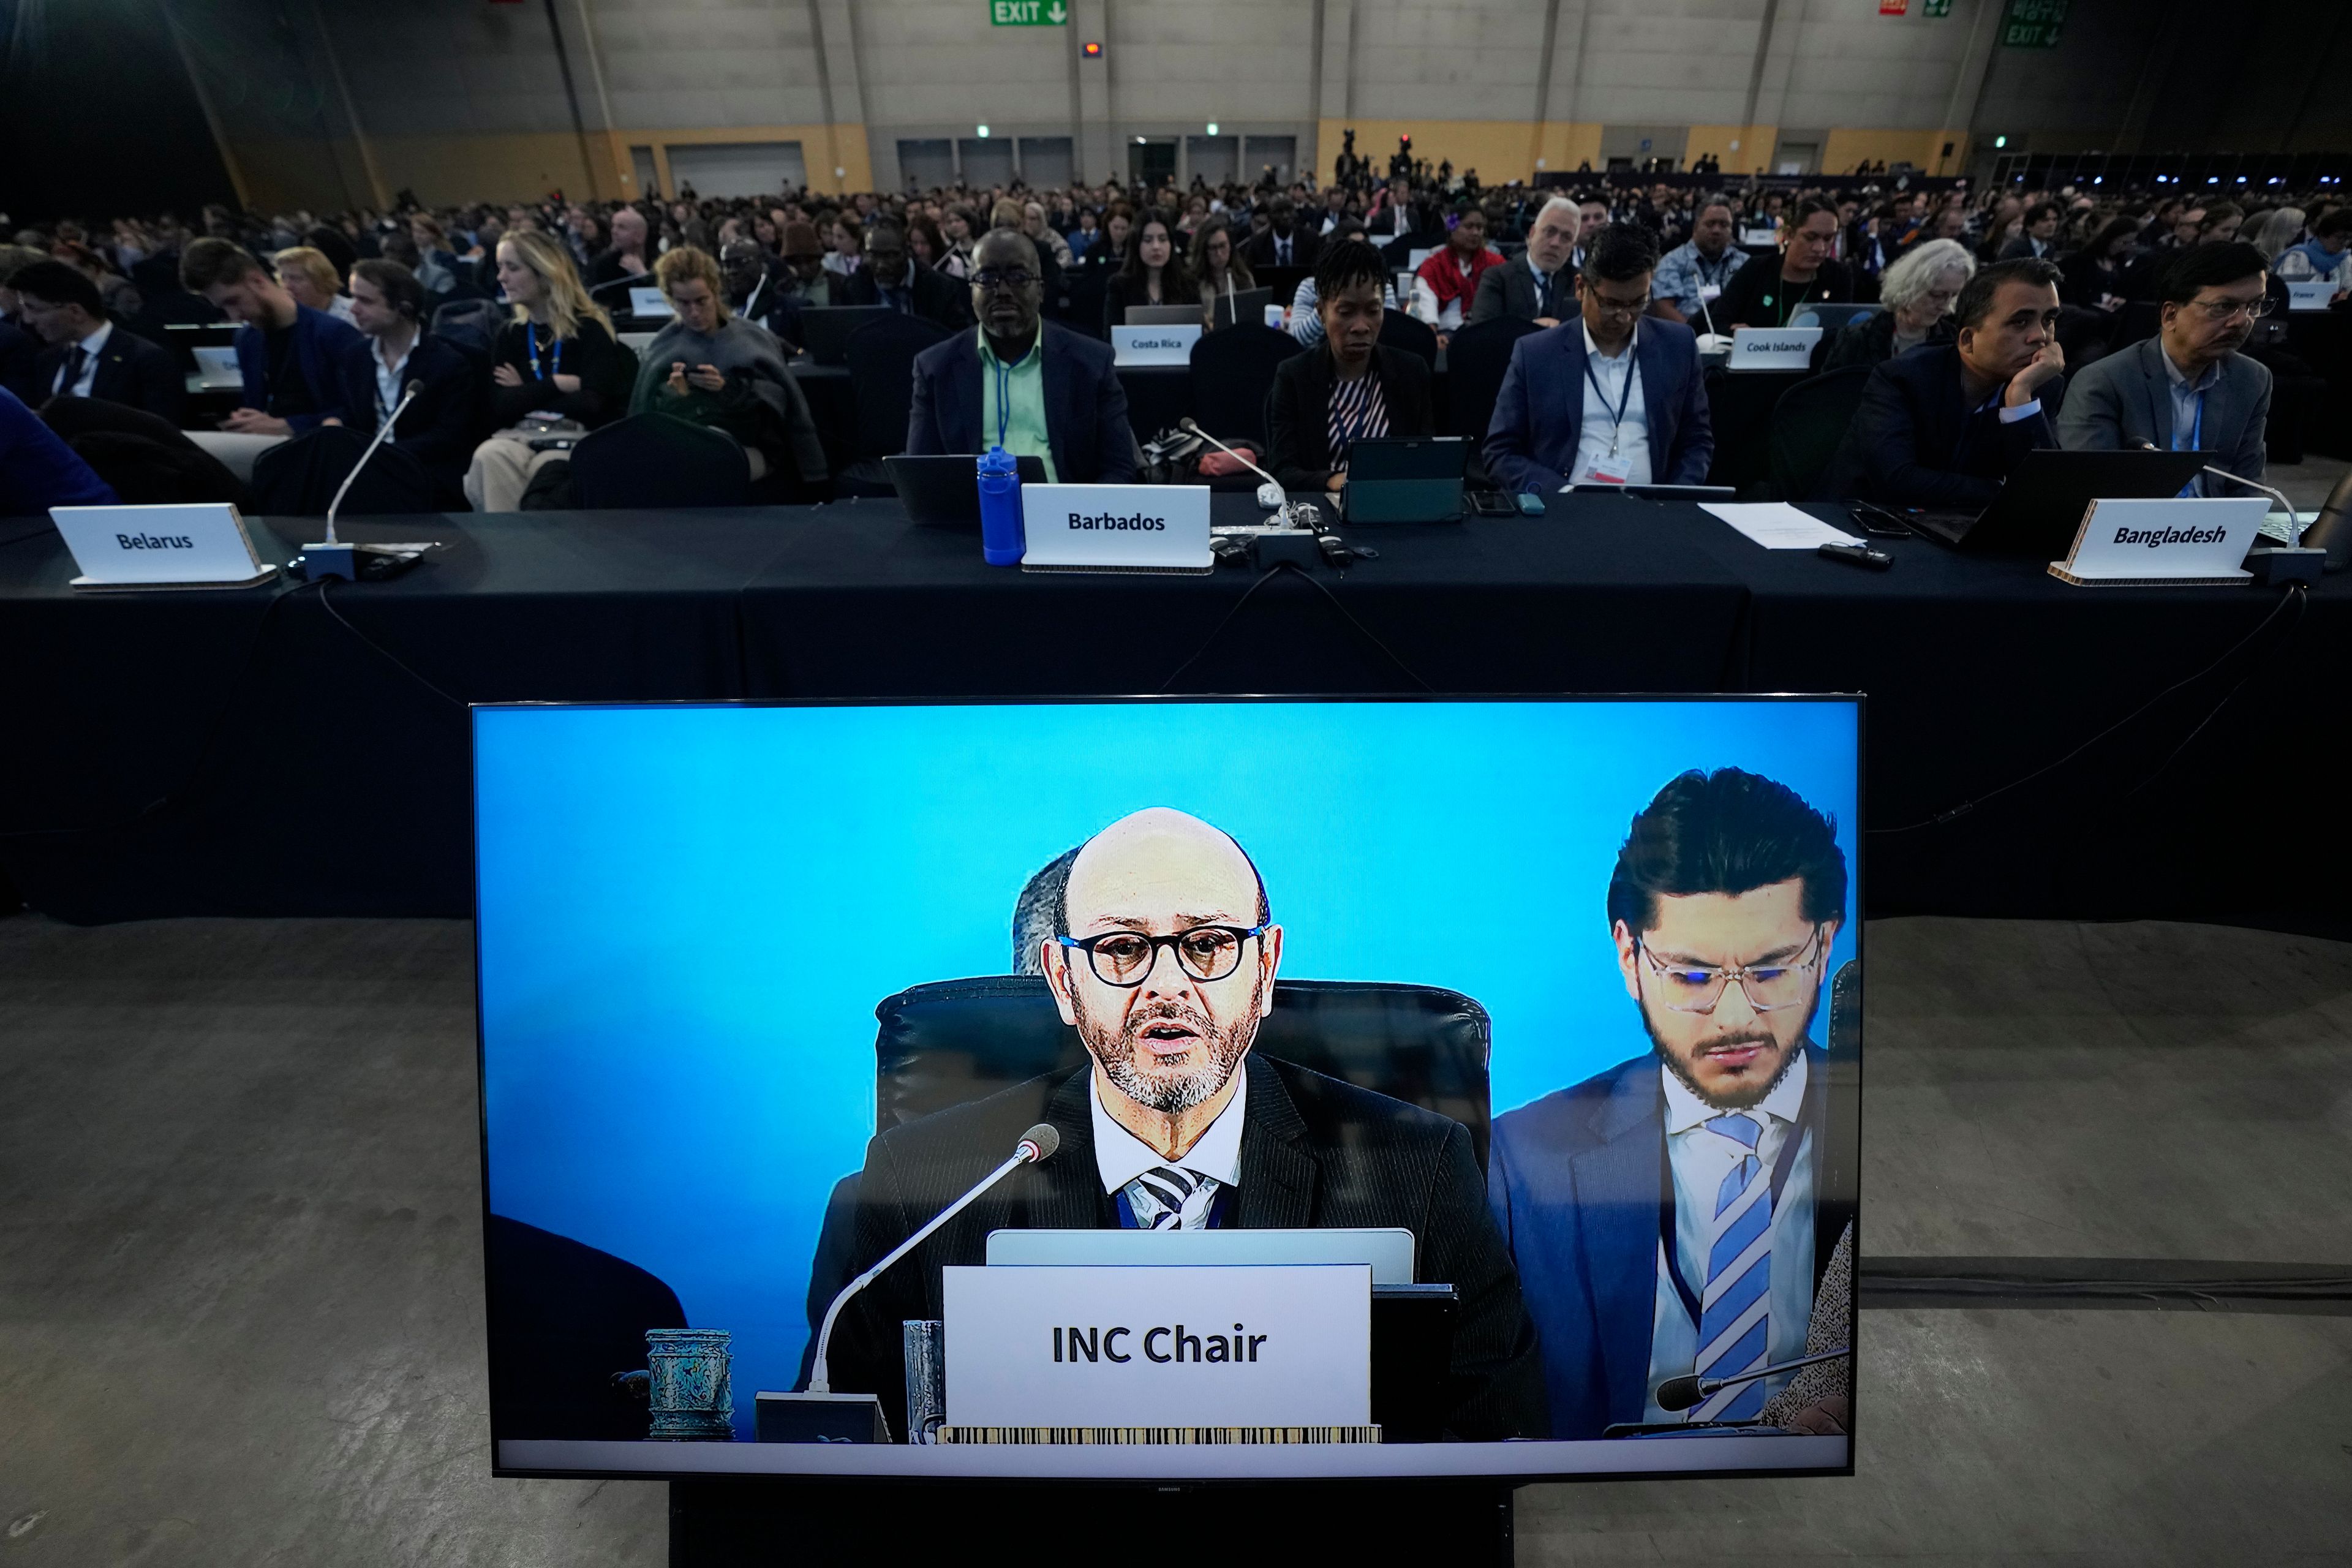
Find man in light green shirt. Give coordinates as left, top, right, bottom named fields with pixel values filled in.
left=978, top=317, right=1058, bottom=481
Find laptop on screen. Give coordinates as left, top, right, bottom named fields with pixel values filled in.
left=1905, top=448, right=2213, bottom=556
left=1125, top=303, right=1203, bottom=327
left=1343, top=436, right=1469, bottom=523
left=1212, top=287, right=1274, bottom=331
left=885, top=453, right=1050, bottom=526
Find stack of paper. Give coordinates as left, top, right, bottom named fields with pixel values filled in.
left=1700, top=502, right=1862, bottom=550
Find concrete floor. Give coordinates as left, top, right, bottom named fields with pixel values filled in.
left=2, top=914, right=2349, bottom=1566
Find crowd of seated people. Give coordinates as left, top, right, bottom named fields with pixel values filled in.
left=1, top=159, right=2346, bottom=518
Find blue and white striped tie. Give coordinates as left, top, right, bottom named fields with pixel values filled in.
left=1127, top=1165, right=1218, bottom=1231
left=1691, top=1112, right=1773, bottom=1422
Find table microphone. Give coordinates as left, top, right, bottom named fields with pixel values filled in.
left=1653, top=1346, right=1852, bottom=1413
left=2199, top=465, right=2324, bottom=584
left=1178, top=417, right=1286, bottom=511
left=306, top=380, right=420, bottom=581
left=804, top=1121, right=1060, bottom=1395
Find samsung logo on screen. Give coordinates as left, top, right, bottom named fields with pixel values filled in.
left=116, top=532, right=196, bottom=549
left=1065, top=511, right=1167, bottom=532
left=1054, top=1324, right=1268, bottom=1364
left=2112, top=524, right=2228, bottom=549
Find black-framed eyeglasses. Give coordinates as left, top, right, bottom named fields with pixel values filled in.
left=1635, top=926, right=1829, bottom=1015
left=1057, top=924, right=1268, bottom=987
left=972, top=268, right=1039, bottom=292
left=2186, top=294, right=2275, bottom=322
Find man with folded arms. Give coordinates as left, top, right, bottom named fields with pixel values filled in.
left=808, top=806, right=1545, bottom=1441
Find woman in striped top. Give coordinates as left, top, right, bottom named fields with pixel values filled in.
left=1266, top=237, right=1435, bottom=495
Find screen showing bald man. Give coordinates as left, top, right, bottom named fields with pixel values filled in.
left=811, top=807, right=1547, bottom=1440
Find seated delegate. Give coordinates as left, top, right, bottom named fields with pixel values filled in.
left=627, top=245, right=827, bottom=491
left=330, top=258, right=481, bottom=506
left=465, top=229, right=639, bottom=513
left=2057, top=240, right=2273, bottom=492
left=839, top=218, right=972, bottom=332
left=1820, top=258, right=2067, bottom=509
left=1712, top=195, right=1853, bottom=329
left=904, top=230, right=1134, bottom=484
left=1267, top=239, right=1436, bottom=495
left=1820, top=239, right=1971, bottom=372
left=1482, top=223, right=1714, bottom=494
left=181, top=236, right=364, bottom=439
left=9, top=258, right=184, bottom=425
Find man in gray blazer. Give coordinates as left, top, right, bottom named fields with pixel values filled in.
left=2057, top=241, right=2274, bottom=492
left=1468, top=195, right=1580, bottom=327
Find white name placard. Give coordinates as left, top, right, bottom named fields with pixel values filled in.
left=1020, top=483, right=1213, bottom=571
left=2285, top=280, right=2335, bottom=312
left=628, top=285, right=672, bottom=317
left=943, top=1264, right=1371, bottom=1431
left=1111, top=323, right=1201, bottom=366
left=1727, top=326, right=1821, bottom=371
left=1741, top=227, right=1778, bottom=246
left=50, top=503, right=274, bottom=589
left=2049, top=496, right=2264, bottom=585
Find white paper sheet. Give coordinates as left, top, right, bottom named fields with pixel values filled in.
left=1700, top=502, right=1861, bottom=550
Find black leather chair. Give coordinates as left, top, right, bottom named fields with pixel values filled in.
left=1188, top=321, right=1302, bottom=448
left=1378, top=307, right=1439, bottom=371
left=569, top=412, right=751, bottom=508
left=249, top=423, right=434, bottom=516
left=1769, top=364, right=1873, bottom=502
left=1442, top=314, right=1539, bottom=444
left=841, top=311, right=951, bottom=496
left=871, top=974, right=1494, bottom=1170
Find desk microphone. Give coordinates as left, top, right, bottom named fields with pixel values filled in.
left=804, top=1122, right=1060, bottom=1396
left=2199, top=464, right=2323, bottom=584
left=1653, top=1346, right=1852, bottom=1413
left=1178, top=417, right=1286, bottom=511
left=307, top=380, right=421, bottom=581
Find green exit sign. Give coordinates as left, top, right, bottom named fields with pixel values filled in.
left=991, top=0, right=1068, bottom=23
left=2000, top=0, right=2067, bottom=47
left=1923, top=0, right=1951, bottom=14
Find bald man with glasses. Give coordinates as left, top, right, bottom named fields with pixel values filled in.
left=803, top=806, right=1546, bottom=1441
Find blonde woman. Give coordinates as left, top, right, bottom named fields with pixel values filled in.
left=464, top=228, right=639, bottom=511
left=626, top=244, right=824, bottom=491
left=274, top=246, right=357, bottom=325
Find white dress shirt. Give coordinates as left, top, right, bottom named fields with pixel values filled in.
left=1572, top=323, right=1651, bottom=485
left=371, top=330, right=418, bottom=431
left=1644, top=1051, right=1815, bottom=1422
left=1089, top=1061, right=1248, bottom=1227
left=53, top=319, right=113, bottom=398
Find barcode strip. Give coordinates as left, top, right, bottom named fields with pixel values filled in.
left=935, top=1426, right=1382, bottom=1445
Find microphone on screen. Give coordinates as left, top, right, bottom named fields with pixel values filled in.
left=1179, top=417, right=1287, bottom=511
left=1653, top=1346, right=1852, bottom=1413
left=803, top=1123, right=1060, bottom=1395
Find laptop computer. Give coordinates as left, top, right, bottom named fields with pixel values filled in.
left=1791, top=302, right=1880, bottom=332
left=797, top=305, right=892, bottom=366
left=1904, top=448, right=2213, bottom=556
left=1125, top=303, right=1202, bottom=326
left=1211, top=286, right=1274, bottom=331
left=1342, top=436, right=1469, bottom=523
left=884, top=453, right=1049, bottom=526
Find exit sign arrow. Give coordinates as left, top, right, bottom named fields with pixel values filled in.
left=990, top=0, right=1069, bottom=23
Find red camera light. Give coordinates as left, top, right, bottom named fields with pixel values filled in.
left=1082, top=40, right=1102, bottom=56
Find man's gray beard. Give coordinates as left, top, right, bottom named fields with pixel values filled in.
left=1076, top=991, right=1259, bottom=1115
left=1640, top=992, right=1815, bottom=1112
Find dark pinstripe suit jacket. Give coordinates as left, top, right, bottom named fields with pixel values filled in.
left=817, top=1052, right=1550, bottom=1441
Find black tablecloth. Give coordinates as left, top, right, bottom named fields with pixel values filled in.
left=4, top=497, right=2345, bottom=925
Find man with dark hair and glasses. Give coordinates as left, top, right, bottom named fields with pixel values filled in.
left=2058, top=241, right=2274, bottom=494
left=1488, top=769, right=1855, bottom=1440
left=808, top=806, right=1545, bottom=1439
left=1823, top=255, right=2067, bottom=507
left=839, top=217, right=971, bottom=330
left=1483, top=222, right=1714, bottom=494
left=904, top=228, right=1134, bottom=482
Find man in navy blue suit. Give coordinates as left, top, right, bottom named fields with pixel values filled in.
left=1482, top=222, right=1713, bottom=494
left=905, top=229, right=1134, bottom=483
left=1487, top=768, right=1854, bottom=1439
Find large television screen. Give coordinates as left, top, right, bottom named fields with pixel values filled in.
left=476, top=696, right=1863, bottom=1482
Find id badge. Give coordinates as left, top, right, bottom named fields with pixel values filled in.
left=1580, top=451, right=1635, bottom=485
left=1698, top=284, right=1722, bottom=303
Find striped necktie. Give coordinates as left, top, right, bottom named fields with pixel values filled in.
left=1126, top=1165, right=1218, bottom=1231
left=1691, top=1112, right=1773, bottom=1422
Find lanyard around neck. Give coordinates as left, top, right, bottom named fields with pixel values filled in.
left=526, top=321, right=564, bottom=379
left=1583, top=330, right=1638, bottom=454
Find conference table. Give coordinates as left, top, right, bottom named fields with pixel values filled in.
left=6, top=494, right=2344, bottom=928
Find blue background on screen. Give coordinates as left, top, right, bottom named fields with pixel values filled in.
left=475, top=699, right=1858, bottom=1436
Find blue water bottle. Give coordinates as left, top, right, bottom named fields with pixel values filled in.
left=977, top=445, right=1025, bottom=567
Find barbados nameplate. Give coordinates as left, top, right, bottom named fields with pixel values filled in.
left=1019, top=483, right=1213, bottom=571
left=941, top=1264, right=1371, bottom=1432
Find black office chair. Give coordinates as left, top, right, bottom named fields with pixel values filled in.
left=1768, top=364, right=1873, bottom=502
left=1441, top=314, right=1539, bottom=443
left=872, top=974, right=1495, bottom=1170
left=840, top=311, right=951, bottom=496
left=1188, top=322, right=1303, bottom=448
left=1379, top=307, right=1439, bottom=371
left=431, top=297, right=505, bottom=358
left=249, top=424, right=435, bottom=516
left=568, top=412, right=751, bottom=508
